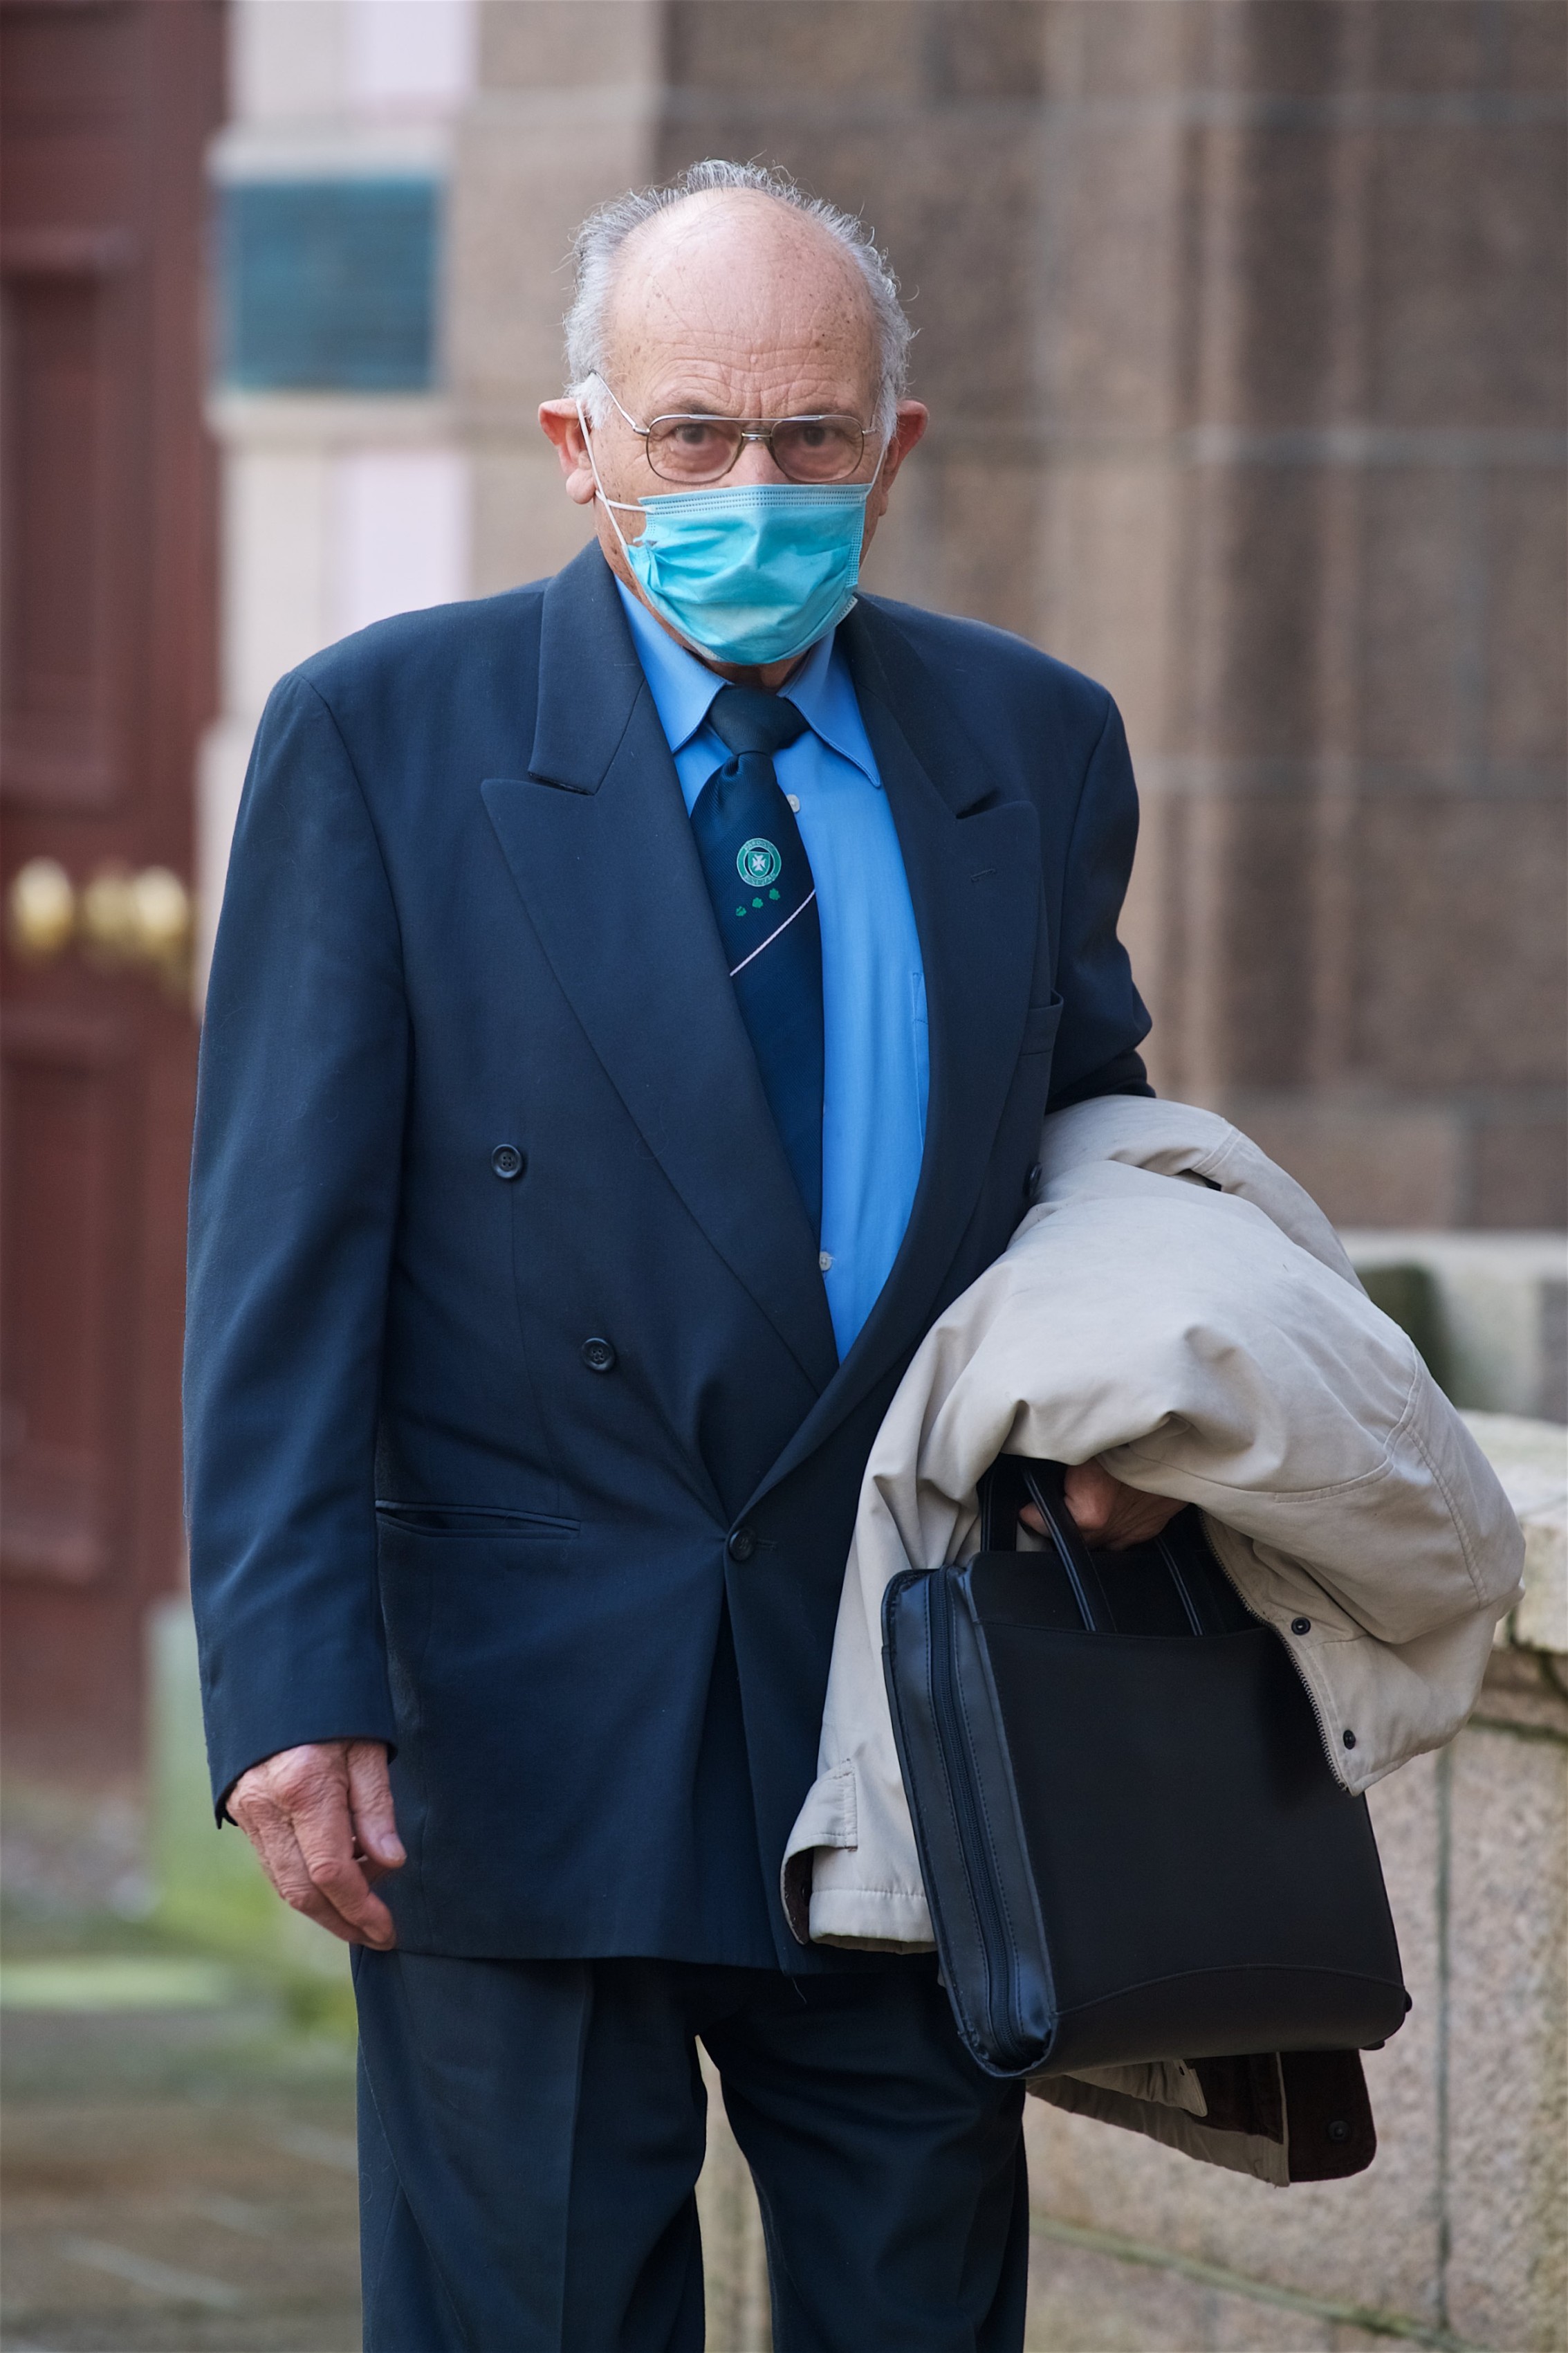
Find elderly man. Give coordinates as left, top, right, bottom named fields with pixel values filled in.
left=186, top=161, right=1169, bottom=2352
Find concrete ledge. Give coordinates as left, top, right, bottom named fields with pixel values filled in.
left=1461, top=1412, right=1567, bottom=1658
left=1347, top=1234, right=1567, bottom=1425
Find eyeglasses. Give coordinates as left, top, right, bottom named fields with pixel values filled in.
left=589, top=373, right=875, bottom=486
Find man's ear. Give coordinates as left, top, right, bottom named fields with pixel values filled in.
left=864, top=400, right=930, bottom=535
left=539, top=400, right=598, bottom=506
left=883, top=401, right=930, bottom=488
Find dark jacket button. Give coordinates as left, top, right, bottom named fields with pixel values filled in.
left=727, top=1526, right=757, bottom=1564
left=492, top=1144, right=524, bottom=1180
left=580, top=1337, right=616, bottom=1373
left=1343, top=1728, right=1357, bottom=1749
left=1291, top=1617, right=1311, bottom=1636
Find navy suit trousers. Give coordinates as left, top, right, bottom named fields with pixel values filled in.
left=353, top=1949, right=1029, bottom=2353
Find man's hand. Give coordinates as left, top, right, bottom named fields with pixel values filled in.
left=228, top=1739, right=404, bottom=1948
left=1023, top=1458, right=1184, bottom=1553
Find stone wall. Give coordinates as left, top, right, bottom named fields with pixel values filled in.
left=451, top=0, right=1566, bottom=1229
left=1347, top=1232, right=1567, bottom=1425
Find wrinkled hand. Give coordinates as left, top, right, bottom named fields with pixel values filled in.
left=1023, top=1458, right=1184, bottom=1553
left=228, top=1739, right=404, bottom=1948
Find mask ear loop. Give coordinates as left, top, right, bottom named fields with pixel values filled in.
left=575, top=396, right=646, bottom=571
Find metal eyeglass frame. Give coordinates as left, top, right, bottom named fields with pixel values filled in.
left=586, top=371, right=877, bottom=486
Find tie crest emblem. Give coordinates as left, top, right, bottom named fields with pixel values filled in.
left=737, top=838, right=783, bottom=888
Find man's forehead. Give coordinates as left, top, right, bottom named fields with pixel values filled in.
left=620, top=186, right=850, bottom=279
left=605, top=193, right=878, bottom=378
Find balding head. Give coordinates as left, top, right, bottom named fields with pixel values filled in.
left=564, top=161, right=912, bottom=433
left=594, top=188, right=883, bottom=439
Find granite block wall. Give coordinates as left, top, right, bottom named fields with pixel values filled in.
left=453, top=0, right=1565, bottom=1229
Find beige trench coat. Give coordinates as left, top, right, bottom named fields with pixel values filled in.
left=782, top=1097, right=1524, bottom=2181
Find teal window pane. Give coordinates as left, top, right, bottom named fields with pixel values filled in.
left=219, top=178, right=439, bottom=392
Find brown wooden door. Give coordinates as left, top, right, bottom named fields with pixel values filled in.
left=1, top=0, right=222, bottom=1786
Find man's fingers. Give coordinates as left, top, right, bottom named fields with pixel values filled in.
left=1089, top=1475, right=1186, bottom=1550
left=306, top=1858, right=396, bottom=1947
left=1020, top=1464, right=1119, bottom=1538
left=244, top=1813, right=365, bottom=1943
left=290, top=1789, right=396, bottom=1947
left=286, top=1817, right=396, bottom=1947
left=293, top=1845, right=396, bottom=1948
left=1062, top=1461, right=1117, bottom=1535
left=345, top=1741, right=405, bottom=1871
left=1104, top=1494, right=1186, bottom=1550
left=1044, top=1462, right=1186, bottom=1552
left=231, top=1744, right=398, bottom=1947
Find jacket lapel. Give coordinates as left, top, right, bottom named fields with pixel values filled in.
left=482, top=547, right=838, bottom=1394
left=750, top=596, right=1044, bottom=1500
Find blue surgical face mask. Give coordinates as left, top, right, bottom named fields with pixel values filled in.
left=580, top=402, right=877, bottom=666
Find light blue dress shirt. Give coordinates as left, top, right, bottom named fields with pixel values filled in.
left=616, top=579, right=928, bottom=1357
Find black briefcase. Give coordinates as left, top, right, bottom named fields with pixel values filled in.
left=882, top=1458, right=1409, bottom=2082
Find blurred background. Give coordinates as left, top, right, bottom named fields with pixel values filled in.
left=1, top=3, right=1563, bottom=2348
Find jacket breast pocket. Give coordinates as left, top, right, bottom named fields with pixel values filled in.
left=1020, top=994, right=1065, bottom=1057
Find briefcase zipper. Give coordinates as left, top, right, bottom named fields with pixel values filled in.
left=929, top=1570, right=1017, bottom=2045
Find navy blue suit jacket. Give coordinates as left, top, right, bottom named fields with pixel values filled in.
left=185, top=543, right=1151, bottom=1970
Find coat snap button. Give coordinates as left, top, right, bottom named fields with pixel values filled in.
left=727, top=1526, right=757, bottom=1564
left=491, top=1144, right=524, bottom=1180
left=1327, top=2118, right=1350, bottom=2145
left=1291, top=1617, right=1311, bottom=1636
left=1343, top=1728, right=1358, bottom=1749
left=580, top=1337, right=616, bottom=1373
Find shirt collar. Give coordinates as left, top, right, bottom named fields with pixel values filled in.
left=784, top=621, right=880, bottom=785
left=613, top=576, right=880, bottom=787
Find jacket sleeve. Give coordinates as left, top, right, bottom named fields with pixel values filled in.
left=185, top=671, right=408, bottom=1810
left=1045, top=692, right=1154, bottom=1109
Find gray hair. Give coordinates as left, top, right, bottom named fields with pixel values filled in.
left=564, top=159, right=912, bottom=432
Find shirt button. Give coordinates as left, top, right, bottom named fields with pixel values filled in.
left=818, top=1251, right=833, bottom=1272
left=786, top=794, right=801, bottom=812
left=1024, top=1161, right=1042, bottom=1200
left=727, top=1526, right=757, bottom=1564
left=580, top=1337, right=616, bottom=1373
left=492, top=1144, right=525, bottom=1180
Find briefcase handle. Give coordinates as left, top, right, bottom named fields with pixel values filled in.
left=978, top=1456, right=1225, bottom=1638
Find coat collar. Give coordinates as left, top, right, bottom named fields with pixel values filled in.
left=526, top=540, right=654, bottom=795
